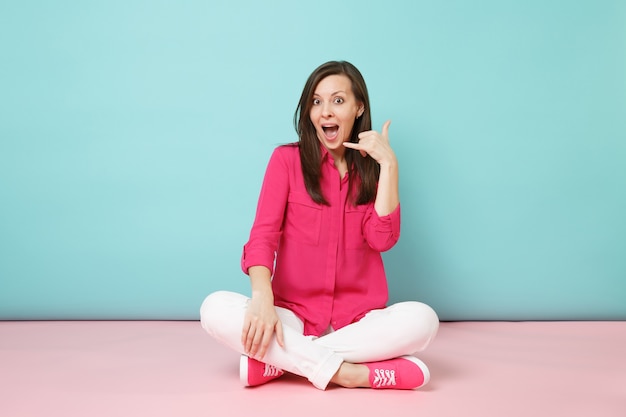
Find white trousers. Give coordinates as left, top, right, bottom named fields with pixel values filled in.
left=200, top=291, right=439, bottom=390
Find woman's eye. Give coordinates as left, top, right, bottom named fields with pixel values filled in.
left=313, top=99, right=320, bottom=105
left=334, top=97, right=344, bottom=104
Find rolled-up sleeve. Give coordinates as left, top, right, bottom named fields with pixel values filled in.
left=241, top=148, right=290, bottom=275
left=363, top=203, right=401, bottom=252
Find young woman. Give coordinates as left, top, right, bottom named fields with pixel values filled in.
left=200, top=61, right=439, bottom=390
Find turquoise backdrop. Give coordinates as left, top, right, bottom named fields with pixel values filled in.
left=1, top=1, right=625, bottom=320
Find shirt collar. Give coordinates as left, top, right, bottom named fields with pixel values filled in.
left=319, top=142, right=334, bottom=165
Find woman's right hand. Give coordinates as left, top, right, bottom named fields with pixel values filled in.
left=241, top=267, right=285, bottom=360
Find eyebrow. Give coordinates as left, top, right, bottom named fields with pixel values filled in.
left=313, top=90, right=347, bottom=97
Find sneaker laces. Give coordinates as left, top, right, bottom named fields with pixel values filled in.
left=372, top=369, right=397, bottom=387
left=263, top=363, right=282, bottom=377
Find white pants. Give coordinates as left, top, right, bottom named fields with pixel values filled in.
left=200, top=291, right=439, bottom=390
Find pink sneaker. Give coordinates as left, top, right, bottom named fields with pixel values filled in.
left=365, top=356, right=430, bottom=390
left=239, top=355, right=284, bottom=387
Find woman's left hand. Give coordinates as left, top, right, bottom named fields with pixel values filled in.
left=343, top=120, right=397, bottom=166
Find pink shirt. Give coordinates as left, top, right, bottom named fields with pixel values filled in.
left=241, top=144, right=401, bottom=336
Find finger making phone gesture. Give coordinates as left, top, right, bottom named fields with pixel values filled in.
left=343, top=120, right=396, bottom=167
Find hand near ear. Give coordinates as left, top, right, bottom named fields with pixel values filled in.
left=343, top=120, right=396, bottom=166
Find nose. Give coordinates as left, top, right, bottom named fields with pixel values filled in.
left=321, top=102, right=333, bottom=117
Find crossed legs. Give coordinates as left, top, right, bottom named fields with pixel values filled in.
left=200, top=291, right=439, bottom=390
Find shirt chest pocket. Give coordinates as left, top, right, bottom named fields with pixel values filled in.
left=344, top=204, right=369, bottom=249
left=284, top=192, right=322, bottom=245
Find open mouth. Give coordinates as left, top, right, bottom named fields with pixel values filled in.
left=322, top=124, right=339, bottom=140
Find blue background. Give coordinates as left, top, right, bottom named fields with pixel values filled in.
left=1, top=0, right=625, bottom=320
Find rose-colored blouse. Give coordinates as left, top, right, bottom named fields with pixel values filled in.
left=241, top=144, right=401, bottom=336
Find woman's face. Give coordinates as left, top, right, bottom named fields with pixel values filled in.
left=309, top=74, right=364, bottom=159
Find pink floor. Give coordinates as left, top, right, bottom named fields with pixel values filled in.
left=1, top=321, right=624, bottom=417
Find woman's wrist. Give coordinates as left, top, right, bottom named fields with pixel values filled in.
left=378, top=150, right=398, bottom=168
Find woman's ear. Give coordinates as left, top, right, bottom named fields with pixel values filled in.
left=357, top=104, right=365, bottom=119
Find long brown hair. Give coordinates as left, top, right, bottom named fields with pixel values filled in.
left=293, top=61, right=379, bottom=206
